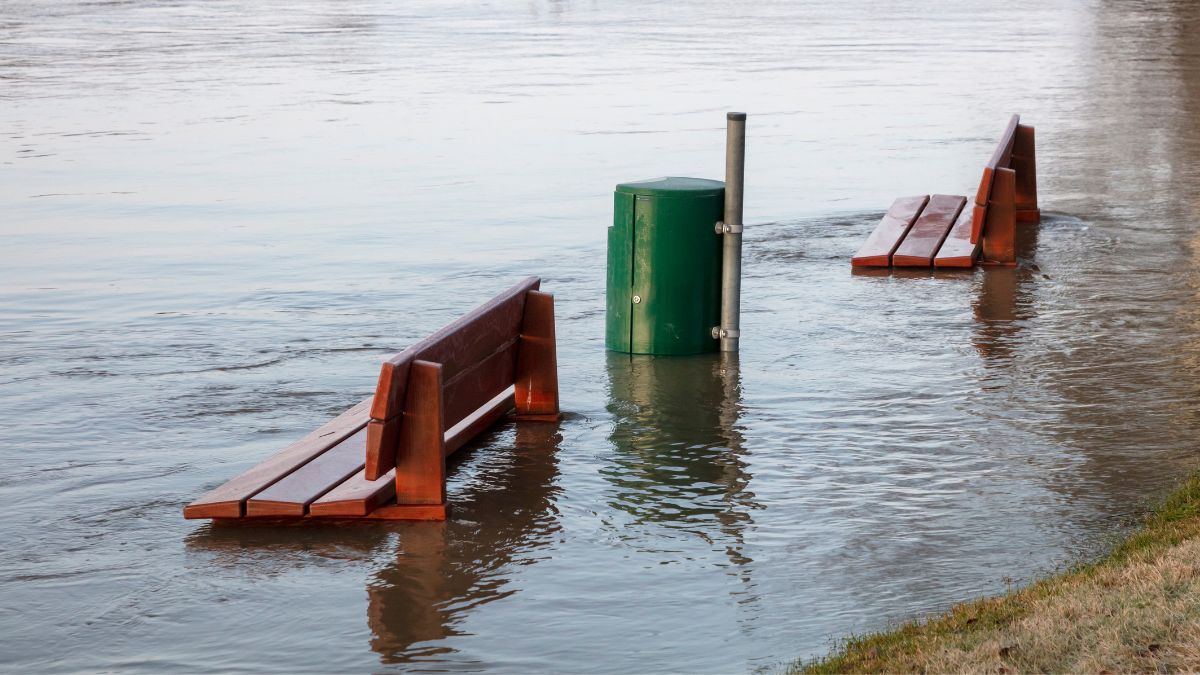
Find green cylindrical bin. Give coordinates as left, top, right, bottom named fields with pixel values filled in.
left=606, top=176, right=725, bottom=355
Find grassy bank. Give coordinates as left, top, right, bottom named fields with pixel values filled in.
left=794, top=473, right=1200, bottom=673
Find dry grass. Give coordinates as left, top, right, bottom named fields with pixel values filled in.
left=794, top=473, right=1200, bottom=673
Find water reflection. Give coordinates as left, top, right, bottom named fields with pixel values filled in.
left=181, top=422, right=562, bottom=669
left=604, top=352, right=757, bottom=567
left=366, top=422, right=563, bottom=667
left=184, top=520, right=393, bottom=574
left=973, top=223, right=1041, bottom=366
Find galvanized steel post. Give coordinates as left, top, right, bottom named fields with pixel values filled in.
left=718, top=112, right=746, bottom=352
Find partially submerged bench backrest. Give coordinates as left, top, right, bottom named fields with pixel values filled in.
left=364, top=276, right=544, bottom=480
left=970, top=114, right=1020, bottom=244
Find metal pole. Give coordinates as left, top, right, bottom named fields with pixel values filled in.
left=719, top=112, right=746, bottom=352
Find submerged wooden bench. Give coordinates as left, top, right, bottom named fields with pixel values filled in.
left=852, top=114, right=1039, bottom=269
left=184, top=276, right=559, bottom=522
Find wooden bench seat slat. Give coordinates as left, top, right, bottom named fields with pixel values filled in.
left=892, top=194, right=967, bottom=267
left=307, top=468, right=395, bottom=518
left=182, top=397, right=372, bottom=519
left=933, top=205, right=980, bottom=268
left=850, top=195, right=930, bottom=267
left=311, top=388, right=516, bottom=517
left=244, top=428, right=368, bottom=517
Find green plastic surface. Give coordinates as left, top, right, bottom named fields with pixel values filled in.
left=606, top=176, right=724, bottom=355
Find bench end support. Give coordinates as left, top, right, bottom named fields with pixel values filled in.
left=1013, top=124, right=1040, bottom=224
left=513, top=290, right=560, bottom=422
left=981, top=167, right=1017, bottom=266
left=394, top=360, right=447, bottom=505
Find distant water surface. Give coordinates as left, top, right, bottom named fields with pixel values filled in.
left=3, top=0, right=1200, bottom=672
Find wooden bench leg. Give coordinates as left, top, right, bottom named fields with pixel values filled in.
left=395, top=360, right=446, bottom=505
left=513, top=290, right=560, bottom=422
left=1013, top=124, right=1040, bottom=224
left=981, top=167, right=1017, bottom=266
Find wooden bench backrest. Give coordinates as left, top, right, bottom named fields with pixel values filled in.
left=970, top=114, right=1020, bottom=244
left=364, top=276, right=546, bottom=480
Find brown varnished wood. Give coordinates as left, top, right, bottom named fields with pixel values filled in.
left=933, top=205, right=981, bottom=268
left=969, top=202, right=989, bottom=245
left=365, top=277, right=539, bottom=472
left=973, top=166, right=995, bottom=209
left=850, top=195, right=929, bottom=267
left=186, top=277, right=559, bottom=522
left=369, top=277, right=539, bottom=421
left=310, top=389, right=515, bottom=517
left=981, top=167, right=1017, bottom=266
left=1013, top=124, right=1040, bottom=223
left=985, top=113, right=1020, bottom=172
left=971, top=114, right=1020, bottom=244
left=363, top=417, right=400, bottom=480
left=182, top=397, right=372, bottom=519
left=441, top=340, right=518, bottom=430
left=361, top=503, right=447, bottom=520
left=309, top=467, right=396, bottom=517
left=513, top=290, right=560, bottom=420
left=245, top=427, right=368, bottom=517
left=445, top=387, right=516, bottom=454
left=394, top=361, right=446, bottom=506
left=891, top=195, right=967, bottom=267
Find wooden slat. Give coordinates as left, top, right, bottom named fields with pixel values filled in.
left=969, top=202, right=988, bottom=245
left=244, top=428, right=368, bottom=517
left=311, top=388, right=515, bottom=517
left=445, top=387, right=515, bottom=455
left=892, top=195, right=967, bottom=267
left=985, top=113, right=1020, bottom=172
left=441, top=340, right=518, bottom=430
left=308, top=468, right=395, bottom=518
left=182, top=397, right=372, bottom=519
left=973, top=114, right=1021, bottom=212
left=933, top=205, right=980, bottom=268
left=369, top=277, right=539, bottom=421
left=851, top=195, right=929, bottom=267
left=973, top=167, right=995, bottom=211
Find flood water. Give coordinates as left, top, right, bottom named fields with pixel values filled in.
left=4, top=0, right=1200, bottom=672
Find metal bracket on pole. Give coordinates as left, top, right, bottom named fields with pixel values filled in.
left=719, top=112, right=746, bottom=353
left=711, top=327, right=741, bottom=340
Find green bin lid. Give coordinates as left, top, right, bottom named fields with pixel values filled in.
left=615, top=176, right=724, bottom=198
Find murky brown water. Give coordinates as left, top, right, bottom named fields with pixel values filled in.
left=3, top=0, right=1200, bottom=672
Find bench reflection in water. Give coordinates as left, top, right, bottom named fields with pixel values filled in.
left=603, top=352, right=758, bottom=566
left=365, top=421, right=563, bottom=665
left=972, top=217, right=1041, bottom=365
left=183, top=421, right=563, bottom=667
